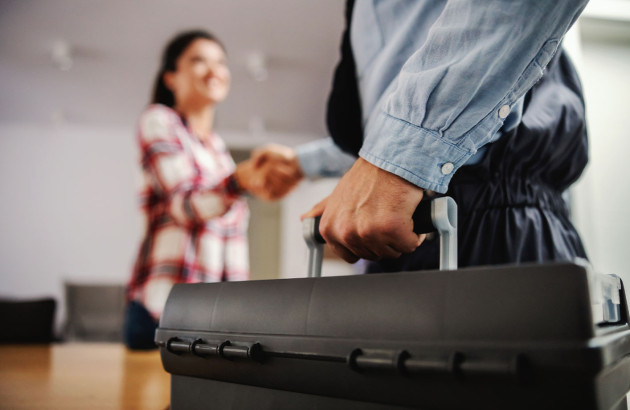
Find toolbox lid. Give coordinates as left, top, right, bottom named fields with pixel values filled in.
left=159, top=262, right=627, bottom=343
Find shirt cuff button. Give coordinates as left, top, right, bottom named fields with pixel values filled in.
left=441, top=162, right=454, bottom=175
left=498, top=104, right=511, bottom=119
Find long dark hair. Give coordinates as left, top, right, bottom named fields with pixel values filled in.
left=151, top=30, right=226, bottom=107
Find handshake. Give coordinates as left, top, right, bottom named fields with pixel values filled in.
left=234, top=144, right=305, bottom=201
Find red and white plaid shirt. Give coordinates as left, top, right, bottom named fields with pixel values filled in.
left=128, top=104, right=249, bottom=318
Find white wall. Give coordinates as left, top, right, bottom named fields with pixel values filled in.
left=570, top=17, right=630, bottom=285
left=0, top=123, right=143, bottom=327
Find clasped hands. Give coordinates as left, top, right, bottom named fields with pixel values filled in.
left=235, top=143, right=304, bottom=201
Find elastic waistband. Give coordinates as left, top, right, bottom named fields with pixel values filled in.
left=445, top=178, right=569, bottom=215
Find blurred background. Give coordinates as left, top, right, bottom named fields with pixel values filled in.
left=0, top=0, right=629, bottom=338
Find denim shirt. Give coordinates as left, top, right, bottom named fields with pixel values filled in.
left=349, top=0, right=588, bottom=193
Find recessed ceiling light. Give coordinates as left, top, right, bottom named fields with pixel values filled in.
left=51, top=40, right=73, bottom=71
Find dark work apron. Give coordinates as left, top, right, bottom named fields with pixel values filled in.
left=327, top=1, right=589, bottom=272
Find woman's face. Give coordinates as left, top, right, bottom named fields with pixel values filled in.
left=164, top=38, right=231, bottom=107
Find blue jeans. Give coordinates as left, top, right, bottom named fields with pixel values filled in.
left=123, top=301, right=158, bottom=350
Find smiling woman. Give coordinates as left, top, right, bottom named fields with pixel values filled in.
left=124, top=30, right=263, bottom=350
left=152, top=31, right=231, bottom=111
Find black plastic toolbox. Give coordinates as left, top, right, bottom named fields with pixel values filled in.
left=157, top=262, right=630, bottom=409
left=157, top=197, right=630, bottom=409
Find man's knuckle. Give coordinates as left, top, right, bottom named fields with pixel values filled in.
left=340, top=228, right=355, bottom=244
left=356, top=224, right=372, bottom=240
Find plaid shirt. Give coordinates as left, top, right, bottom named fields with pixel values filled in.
left=128, top=104, right=249, bottom=319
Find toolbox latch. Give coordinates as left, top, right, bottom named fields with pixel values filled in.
left=219, top=341, right=262, bottom=361
left=348, top=348, right=409, bottom=373
left=166, top=337, right=262, bottom=362
left=403, top=351, right=464, bottom=378
left=167, top=338, right=193, bottom=354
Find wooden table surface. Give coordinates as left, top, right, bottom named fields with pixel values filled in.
left=0, top=343, right=170, bottom=409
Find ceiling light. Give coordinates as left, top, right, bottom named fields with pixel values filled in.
left=246, top=51, right=268, bottom=82
left=51, top=40, right=73, bottom=71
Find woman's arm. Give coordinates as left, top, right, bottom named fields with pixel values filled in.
left=138, top=106, right=241, bottom=225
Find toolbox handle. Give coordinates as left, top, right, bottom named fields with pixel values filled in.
left=302, top=196, right=457, bottom=277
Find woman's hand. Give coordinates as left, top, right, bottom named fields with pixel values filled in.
left=235, top=145, right=304, bottom=201
left=234, top=148, right=303, bottom=201
left=251, top=144, right=304, bottom=200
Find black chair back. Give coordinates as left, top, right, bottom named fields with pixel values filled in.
left=0, top=298, right=56, bottom=343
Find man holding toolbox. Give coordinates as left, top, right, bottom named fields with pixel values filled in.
left=297, top=0, right=591, bottom=271
left=156, top=2, right=630, bottom=409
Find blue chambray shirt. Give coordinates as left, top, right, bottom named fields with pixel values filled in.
left=349, top=0, right=588, bottom=193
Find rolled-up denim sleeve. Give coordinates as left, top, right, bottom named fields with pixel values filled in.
left=359, top=0, right=588, bottom=193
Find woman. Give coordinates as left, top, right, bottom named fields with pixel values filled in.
left=124, top=30, right=258, bottom=349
